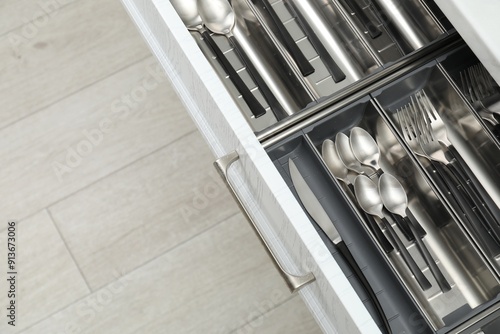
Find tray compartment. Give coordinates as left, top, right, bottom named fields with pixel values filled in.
left=372, top=59, right=500, bottom=273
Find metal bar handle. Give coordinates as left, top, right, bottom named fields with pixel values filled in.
left=214, top=151, right=315, bottom=293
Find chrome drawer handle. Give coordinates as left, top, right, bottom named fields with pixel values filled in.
left=214, top=151, right=315, bottom=293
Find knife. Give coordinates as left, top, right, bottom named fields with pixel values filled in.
left=289, top=158, right=391, bottom=334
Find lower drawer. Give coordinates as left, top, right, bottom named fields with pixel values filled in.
left=264, top=43, right=500, bottom=333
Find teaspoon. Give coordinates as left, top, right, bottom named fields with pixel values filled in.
left=335, top=132, right=372, bottom=175
left=354, top=175, right=431, bottom=290
left=379, top=174, right=451, bottom=292
left=171, top=0, right=266, bottom=118
left=350, top=127, right=382, bottom=175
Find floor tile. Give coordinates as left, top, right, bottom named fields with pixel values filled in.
left=21, top=215, right=294, bottom=334
left=0, top=0, right=150, bottom=128
left=50, top=131, right=239, bottom=290
left=231, top=295, right=322, bottom=334
left=0, top=56, right=193, bottom=221
left=0, top=210, right=89, bottom=333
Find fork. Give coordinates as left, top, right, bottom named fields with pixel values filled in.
left=414, top=90, right=500, bottom=226
left=460, top=63, right=500, bottom=127
left=398, top=92, right=500, bottom=249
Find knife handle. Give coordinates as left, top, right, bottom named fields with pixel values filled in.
left=283, top=0, right=346, bottom=83
left=258, top=0, right=315, bottom=76
left=201, top=31, right=266, bottom=118
left=228, top=35, right=286, bottom=118
left=336, top=240, right=392, bottom=334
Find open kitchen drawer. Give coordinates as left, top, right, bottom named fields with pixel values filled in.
left=121, top=0, right=500, bottom=333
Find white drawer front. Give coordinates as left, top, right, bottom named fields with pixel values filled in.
left=121, top=0, right=381, bottom=333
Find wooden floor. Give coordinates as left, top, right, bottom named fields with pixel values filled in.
left=0, top=0, right=321, bottom=333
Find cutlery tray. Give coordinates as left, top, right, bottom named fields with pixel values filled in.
left=265, top=45, right=500, bottom=332
left=188, top=0, right=452, bottom=132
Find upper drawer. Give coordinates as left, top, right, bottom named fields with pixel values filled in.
left=166, top=0, right=452, bottom=134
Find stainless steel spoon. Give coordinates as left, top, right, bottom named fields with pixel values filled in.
left=335, top=132, right=372, bottom=175
left=322, top=139, right=394, bottom=253
left=171, top=0, right=266, bottom=118
left=197, top=0, right=283, bottom=116
left=354, top=175, right=431, bottom=290
left=379, top=174, right=451, bottom=292
left=322, top=139, right=350, bottom=184
left=350, top=127, right=382, bottom=174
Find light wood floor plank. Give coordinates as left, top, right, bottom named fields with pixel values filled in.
left=0, top=210, right=89, bottom=333
left=231, top=295, right=321, bottom=334
left=20, top=215, right=295, bottom=334
left=0, top=0, right=150, bottom=128
left=0, top=56, right=194, bottom=222
left=49, top=131, right=239, bottom=290
left=0, top=0, right=75, bottom=37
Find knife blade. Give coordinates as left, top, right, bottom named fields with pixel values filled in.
left=288, top=158, right=392, bottom=334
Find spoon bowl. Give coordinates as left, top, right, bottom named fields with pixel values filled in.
left=197, top=0, right=235, bottom=35
left=335, top=132, right=372, bottom=175
left=379, top=173, right=408, bottom=217
left=170, top=0, right=203, bottom=30
left=322, top=139, right=349, bottom=183
left=354, top=175, right=384, bottom=218
left=350, top=127, right=381, bottom=171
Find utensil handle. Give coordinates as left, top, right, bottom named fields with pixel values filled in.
left=391, top=212, right=414, bottom=242
left=201, top=31, right=266, bottom=118
left=258, top=0, right=315, bottom=76
left=446, top=145, right=500, bottom=226
left=338, top=0, right=382, bottom=39
left=447, top=160, right=500, bottom=240
left=347, top=184, right=394, bottom=253
left=406, top=209, right=426, bottom=238
left=283, top=0, right=346, bottom=83
left=406, top=216, right=451, bottom=292
left=381, top=215, right=432, bottom=290
left=336, top=240, right=392, bottom=334
left=228, top=35, right=286, bottom=118
left=433, top=162, right=500, bottom=249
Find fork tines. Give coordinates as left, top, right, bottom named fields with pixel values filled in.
left=460, top=63, right=498, bottom=103
left=396, top=90, right=437, bottom=145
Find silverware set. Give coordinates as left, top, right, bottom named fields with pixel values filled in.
left=321, top=126, right=451, bottom=292
left=396, top=89, right=500, bottom=254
